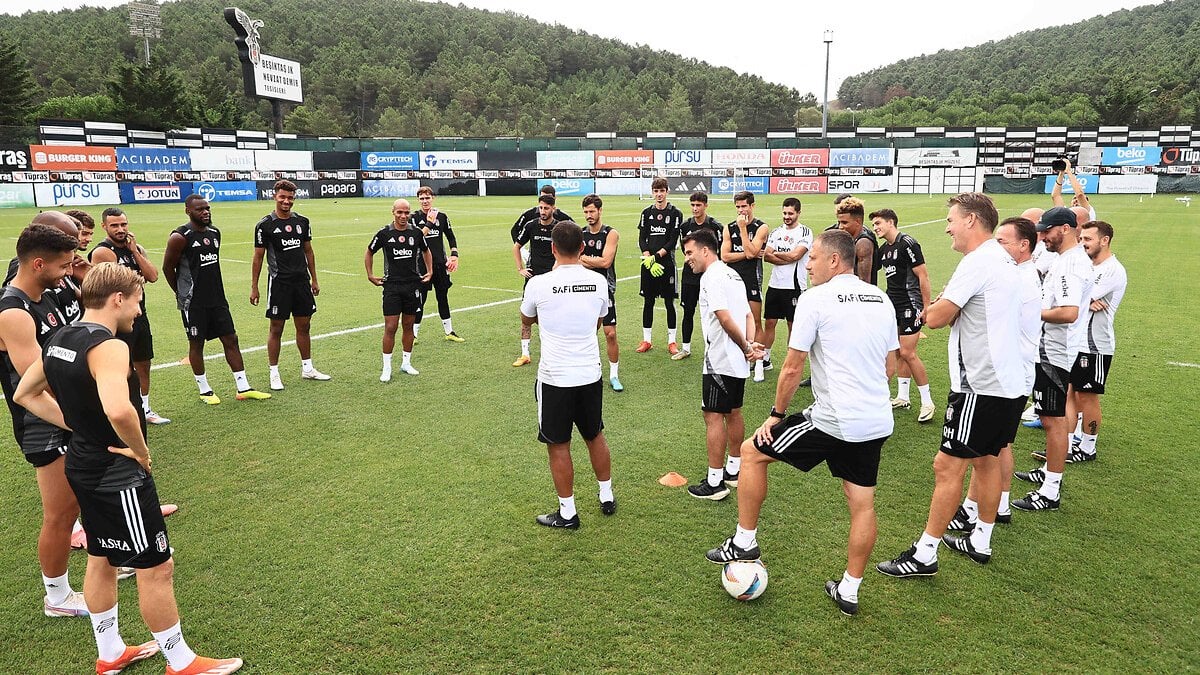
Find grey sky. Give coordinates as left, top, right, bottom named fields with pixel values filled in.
left=4, top=0, right=1164, bottom=99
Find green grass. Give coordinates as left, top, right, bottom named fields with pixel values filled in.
left=0, top=193, right=1196, bottom=673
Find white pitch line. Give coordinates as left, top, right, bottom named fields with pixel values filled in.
left=900, top=218, right=943, bottom=229
left=1167, top=361, right=1200, bottom=369
left=461, top=285, right=522, bottom=294
left=147, top=273, right=642, bottom=371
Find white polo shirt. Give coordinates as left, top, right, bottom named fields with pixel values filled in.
left=1086, top=254, right=1127, bottom=355
left=1017, top=260, right=1042, bottom=394
left=1040, top=243, right=1094, bottom=370
left=941, top=238, right=1027, bottom=398
left=698, top=260, right=751, bottom=378
left=766, top=223, right=813, bottom=290
left=790, top=273, right=898, bottom=442
left=520, top=264, right=610, bottom=387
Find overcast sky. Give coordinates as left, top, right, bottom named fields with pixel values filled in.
left=4, top=0, right=1164, bottom=98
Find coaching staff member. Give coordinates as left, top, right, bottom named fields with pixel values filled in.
left=521, top=222, right=616, bottom=529
left=706, top=229, right=897, bottom=617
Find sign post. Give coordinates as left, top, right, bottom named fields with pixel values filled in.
left=224, top=7, right=304, bottom=134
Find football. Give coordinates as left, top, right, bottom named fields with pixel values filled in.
left=721, top=560, right=768, bottom=601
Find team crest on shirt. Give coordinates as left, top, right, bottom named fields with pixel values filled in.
left=46, top=313, right=58, bottom=327
left=204, top=238, right=211, bottom=245
left=1080, top=355, right=1089, bottom=368
left=156, top=531, right=167, bottom=553
left=286, top=225, right=292, bottom=233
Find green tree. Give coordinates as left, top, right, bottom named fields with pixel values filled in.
left=107, top=60, right=197, bottom=131
left=0, top=33, right=36, bottom=124
left=33, top=94, right=117, bottom=121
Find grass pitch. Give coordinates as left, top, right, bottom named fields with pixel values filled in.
left=0, top=193, right=1196, bottom=672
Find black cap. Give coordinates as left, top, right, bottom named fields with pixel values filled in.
left=1036, top=206, right=1077, bottom=232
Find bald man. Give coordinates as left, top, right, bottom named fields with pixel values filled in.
left=365, top=199, right=432, bottom=381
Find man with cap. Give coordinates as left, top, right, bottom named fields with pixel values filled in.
left=1013, top=206, right=1094, bottom=511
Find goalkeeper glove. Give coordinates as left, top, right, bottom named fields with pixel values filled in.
left=650, top=261, right=665, bottom=277
left=641, top=255, right=655, bottom=270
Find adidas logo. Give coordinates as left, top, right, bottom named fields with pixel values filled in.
left=191, top=241, right=201, bottom=247
left=942, top=441, right=952, bottom=450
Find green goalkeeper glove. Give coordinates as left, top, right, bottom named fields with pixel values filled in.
left=650, top=261, right=665, bottom=277
left=641, top=255, right=655, bottom=270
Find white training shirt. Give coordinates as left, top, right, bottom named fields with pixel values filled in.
left=941, top=239, right=1027, bottom=398
left=790, top=274, right=898, bottom=442
left=1086, top=254, right=1127, bottom=355
left=698, top=260, right=752, bottom=378
left=1040, top=243, right=1094, bottom=370
left=766, top=223, right=813, bottom=290
left=520, top=264, right=610, bottom=387
left=1017, top=260, right=1043, bottom=394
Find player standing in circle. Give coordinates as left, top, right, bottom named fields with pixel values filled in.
left=720, top=190, right=768, bottom=358
left=510, top=184, right=572, bottom=245
left=411, top=186, right=463, bottom=342
left=521, top=222, right=616, bottom=528
left=871, top=208, right=935, bottom=422
left=758, top=197, right=813, bottom=382
left=705, top=230, right=897, bottom=617
left=877, top=193, right=1026, bottom=577
left=365, top=199, right=432, bottom=381
left=250, top=180, right=330, bottom=391
left=635, top=177, right=683, bottom=355
left=681, top=228, right=761, bottom=501
left=15, top=262, right=243, bottom=675
left=834, top=197, right=879, bottom=286
left=1012, top=207, right=1095, bottom=509
left=65, top=209, right=95, bottom=253
left=163, top=196, right=270, bottom=404
left=512, top=193, right=560, bottom=367
left=0, top=223, right=88, bottom=618
left=674, top=191, right=722, bottom=361
left=579, top=194, right=623, bottom=392
left=90, top=207, right=170, bottom=424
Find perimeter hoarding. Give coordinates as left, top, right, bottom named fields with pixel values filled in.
left=360, top=152, right=419, bottom=171
left=116, top=148, right=191, bottom=172
left=30, top=145, right=117, bottom=171
left=34, top=182, right=120, bottom=207
left=536, top=178, right=595, bottom=197
left=0, top=183, right=35, bottom=208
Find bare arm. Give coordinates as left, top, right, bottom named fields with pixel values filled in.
left=1065, top=161, right=1090, bottom=210
left=914, top=263, right=932, bottom=312
left=0, top=310, right=42, bottom=378
left=305, top=242, right=319, bottom=295
left=1042, top=306, right=1079, bottom=324
left=90, top=246, right=118, bottom=265
left=513, top=241, right=532, bottom=278
left=885, top=349, right=898, bottom=380
left=1051, top=172, right=1066, bottom=207
left=583, top=229, right=620, bottom=270
left=250, top=247, right=266, bottom=305
left=743, top=224, right=768, bottom=260
left=720, top=231, right=738, bottom=263
left=161, top=232, right=186, bottom=293
left=127, top=237, right=158, bottom=282
left=93, top=341, right=151, bottom=472
left=364, top=248, right=382, bottom=286
left=421, top=249, right=433, bottom=284
left=854, top=239, right=874, bottom=283
left=923, top=297, right=961, bottom=329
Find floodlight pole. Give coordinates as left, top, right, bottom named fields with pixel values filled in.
left=822, top=30, right=833, bottom=139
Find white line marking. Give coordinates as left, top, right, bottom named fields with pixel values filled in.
left=461, top=285, right=522, bottom=294
left=1167, top=361, right=1200, bottom=369
left=900, top=218, right=943, bottom=230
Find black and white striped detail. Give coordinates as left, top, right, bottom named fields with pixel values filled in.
left=952, top=392, right=978, bottom=447
left=768, top=418, right=815, bottom=454
left=120, top=487, right=149, bottom=554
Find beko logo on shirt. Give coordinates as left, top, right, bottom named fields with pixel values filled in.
left=199, top=253, right=219, bottom=264
left=650, top=225, right=667, bottom=235
left=552, top=284, right=598, bottom=294
left=280, top=237, right=302, bottom=247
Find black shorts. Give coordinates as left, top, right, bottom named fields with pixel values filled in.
left=639, top=264, right=677, bottom=299
left=895, top=303, right=923, bottom=336
left=602, top=292, right=617, bottom=327
left=735, top=268, right=762, bottom=304
left=754, top=415, right=886, bottom=488
left=24, top=444, right=67, bottom=468
left=1070, top=352, right=1113, bottom=395
left=680, top=283, right=700, bottom=311
left=266, top=277, right=317, bottom=319
left=1033, top=362, right=1070, bottom=417
left=763, top=287, right=801, bottom=320
left=423, top=264, right=453, bottom=292
left=702, top=373, right=746, bottom=414
left=535, top=378, right=604, bottom=444
left=16, top=415, right=70, bottom=466
left=383, top=283, right=423, bottom=316
left=68, top=475, right=171, bottom=569
left=941, top=391, right=1027, bottom=458
left=119, top=315, right=153, bottom=361
left=181, top=305, right=236, bottom=342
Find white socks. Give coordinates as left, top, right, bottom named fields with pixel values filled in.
left=140, top=394, right=150, bottom=413
left=838, top=571, right=862, bottom=602
left=151, top=622, right=197, bottom=671
left=90, top=603, right=126, bottom=662
left=413, top=323, right=421, bottom=338
left=1079, top=433, right=1098, bottom=454
left=918, top=383, right=933, bottom=406
left=1039, top=471, right=1063, bottom=500
left=896, top=377, right=911, bottom=400
left=962, top=498, right=979, bottom=524
left=402, top=351, right=412, bottom=367
left=442, top=318, right=453, bottom=334
left=609, top=361, right=619, bottom=379
left=521, top=339, right=530, bottom=357
left=707, top=467, right=724, bottom=488
left=598, top=479, right=613, bottom=502
left=301, top=358, right=313, bottom=372
left=558, top=495, right=577, bottom=519
left=382, top=353, right=393, bottom=368
left=681, top=342, right=691, bottom=353
left=194, top=374, right=211, bottom=394
left=999, top=491, right=1011, bottom=514
left=233, top=370, right=249, bottom=391
left=642, top=327, right=652, bottom=342
left=913, top=532, right=939, bottom=564
left=668, top=328, right=677, bottom=343
left=969, top=520, right=994, bottom=553
left=725, top=456, right=741, bottom=475
left=42, top=572, right=71, bottom=605
left=733, top=525, right=757, bottom=549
